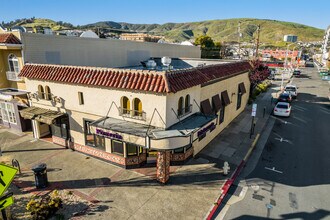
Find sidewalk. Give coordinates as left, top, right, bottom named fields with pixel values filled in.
left=0, top=83, right=279, bottom=220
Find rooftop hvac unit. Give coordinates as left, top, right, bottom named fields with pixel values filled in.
left=146, top=60, right=157, bottom=70
left=161, top=56, right=171, bottom=66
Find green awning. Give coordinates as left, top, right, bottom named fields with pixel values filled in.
left=19, top=106, right=65, bottom=125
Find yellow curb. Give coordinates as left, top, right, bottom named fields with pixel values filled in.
left=244, top=133, right=260, bottom=161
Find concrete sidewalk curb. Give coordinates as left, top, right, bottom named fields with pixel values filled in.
left=205, top=134, right=260, bottom=220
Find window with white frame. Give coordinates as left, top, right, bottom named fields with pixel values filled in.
left=8, top=54, right=20, bottom=73
left=0, top=102, right=16, bottom=124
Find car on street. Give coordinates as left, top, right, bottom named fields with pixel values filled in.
left=284, top=84, right=298, bottom=98
left=293, top=69, right=301, bottom=76
left=273, top=102, right=291, bottom=117
left=277, top=93, right=292, bottom=103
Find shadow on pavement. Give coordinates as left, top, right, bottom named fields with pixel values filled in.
left=231, top=209, right=330, bottom=220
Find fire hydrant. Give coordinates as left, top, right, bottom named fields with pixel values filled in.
left=223, top=161, right=230, bottom=176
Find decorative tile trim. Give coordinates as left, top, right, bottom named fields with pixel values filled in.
left=52, top=136, right=67, bottom=147
left=171, top=147, right=194, bottom=162
left=72, top=142, right=126, bottom=165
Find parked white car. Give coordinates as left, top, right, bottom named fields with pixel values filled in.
left=273, top=102, right=291, bottom=117
left=284, top=84, right=298, bottom=98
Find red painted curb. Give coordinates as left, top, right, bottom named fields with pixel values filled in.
left=206, top=160, right=246, bottom=220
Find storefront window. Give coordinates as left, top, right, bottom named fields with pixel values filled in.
left=84, top=119, right=95, bottom=146
left=112, top=140, right=124, bottom=156
left=0, top=102, right=16, bottom=124
left=174, top=147, right=184, bottom=153
left=126, top=143, right=139, bottom=156
left=95, top=135, right=106, bottom=151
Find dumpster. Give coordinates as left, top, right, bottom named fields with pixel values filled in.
left=32, top=163, right=48, bottom=188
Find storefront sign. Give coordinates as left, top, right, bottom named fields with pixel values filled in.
left=96, top=128, right=123, bottom=140
left=197, top=122, right=216, bottom=138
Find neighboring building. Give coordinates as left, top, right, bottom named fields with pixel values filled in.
left=0, top=33, right=30, bottom=131
left=321, top=26, right=330, bottom=66
left=19, top=32, right=200, bottom=67
left=180, top=41, right=194, bottom=46
left=284, top=35, right=298, bottom=42
left=80, top=30, right=99, bottom=38
left=261, top=49, right=299, bottom=60
left=120, top=33, right=162, bottom=43
left=19, top=60, right=251, bottom=183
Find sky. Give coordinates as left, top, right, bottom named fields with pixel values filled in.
left=2, top=0, right=329, bottom=29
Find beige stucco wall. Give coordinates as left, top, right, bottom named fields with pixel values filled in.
left=21, top=33, right=201, bottom=68
left=165, top=85, right=201, bottom=128
left=24, top=79, right=167, bottom=129
left=193, top=72, right=250, bottom=155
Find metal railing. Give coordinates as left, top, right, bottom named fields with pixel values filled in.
left=6, top=71, right=22, bottom=81
left=177, top=104, right=192, bottom=118
left=119, top=107, right=146, bottom=120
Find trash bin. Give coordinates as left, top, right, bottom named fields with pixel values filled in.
left=32, top=163, right=48, bottom=188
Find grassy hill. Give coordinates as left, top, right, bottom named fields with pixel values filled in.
left=10, top=18, right=73, bottom=31
left=6, top=18, right=324, bottom=44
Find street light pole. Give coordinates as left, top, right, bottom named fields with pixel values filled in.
left=238, top=21, right=241, bottom=59
left=255, top=25, right=261, bottom=60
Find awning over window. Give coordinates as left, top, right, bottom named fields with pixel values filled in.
left=19, top=106, right=65, bottom=125
left=221, top=91, right=231, bottom=106
left=200, top=99, right=213, bottom=115
left=239, top=82, right=247, bottom=94
left=212, top=94, right=222, bottom=112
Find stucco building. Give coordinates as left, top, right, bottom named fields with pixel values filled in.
left=19, top=59, right=251, bottom=183
left=120, top=33, right=162, bottom=43
left=0, top=32, right=30, bottom=131
left=0, top=29, right=200, bottom=132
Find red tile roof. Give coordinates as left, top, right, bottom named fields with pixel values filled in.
left=0, top=33, right=22, bottom=44
left=19, top=61, right=251, bottom=93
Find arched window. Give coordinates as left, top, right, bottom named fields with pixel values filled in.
left=178, top=96, right=184, bottom=116
left=38, top=85, right=45, bottom=99
left=121, top=96, right=130, bottom=114
left=45, top=86, right=51, bottom=100
left=185, top=95, right=190, bottom=113
left=8, top=54, right=20, bottom=73
left=133, top=98, right=142, bottom=117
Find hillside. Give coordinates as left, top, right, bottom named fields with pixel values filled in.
left=5, top=18, right=73, bottom=31
left=5, top=18, right=324, bottom=44
left=84, top=18, right=324, bottom=43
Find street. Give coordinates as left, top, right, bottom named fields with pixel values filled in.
left=222, top=66, right=330, bottom=220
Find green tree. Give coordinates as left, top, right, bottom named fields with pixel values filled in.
left=194, top=35, right=215, bottom=48
left=214, top=41, right=222, bottom=49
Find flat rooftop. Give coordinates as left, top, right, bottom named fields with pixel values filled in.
left=120, top=57, right=233, bottom=71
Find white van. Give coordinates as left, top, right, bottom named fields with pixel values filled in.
left=284, top=85, right=298, bottom=98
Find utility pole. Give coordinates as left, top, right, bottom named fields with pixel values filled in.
left=255, top=24, right=261, bottom=60
left=238, top=21, right=241, bottom=59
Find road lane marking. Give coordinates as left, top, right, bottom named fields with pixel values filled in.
left=265, top=167, right=283, bottom=174
left=274, top=137, right=290, bottom=143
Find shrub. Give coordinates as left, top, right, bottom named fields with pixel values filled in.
left=26, top=190, right=63, bottom=220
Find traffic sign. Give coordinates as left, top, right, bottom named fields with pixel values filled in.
left=0, top=164, right=18, bottom=196
left=0, top=193, right=14, bottom=211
